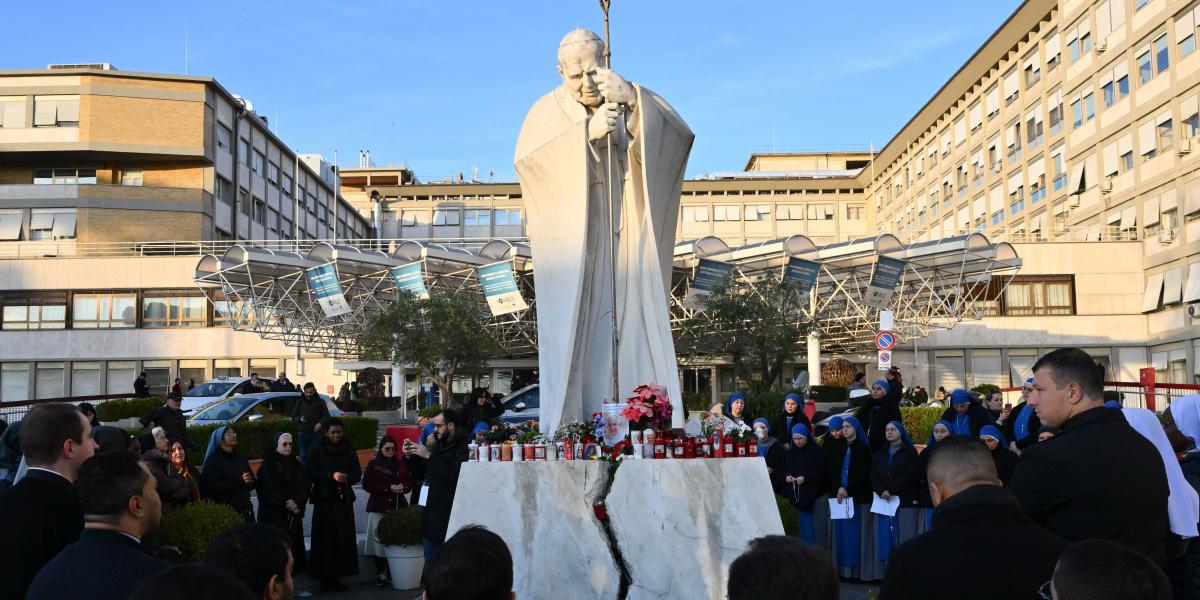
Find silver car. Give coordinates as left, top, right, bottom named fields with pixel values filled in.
left=187, top=391, right=341, bottom=426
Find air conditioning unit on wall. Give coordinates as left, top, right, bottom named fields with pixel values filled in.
left=1159, top=228, right=1177, bottom=243
left=1101, top=179, right=1113, bottom=193
left=1180, top=139, right=1192, bottom=155
left=1187, top=303, right=1200, bottom=318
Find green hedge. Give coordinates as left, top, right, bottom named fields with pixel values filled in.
left=185, top=416, right=380, bottom=460
left=159, top=500, right=245, bottom=561
left=775, top=494, right=799, bottom=536
left=97, top=397, right=163, bottom=422
left=900, top=406, right=945, bottom=445
left=342, top=415, right=380, bottom=451
left=743, top=390, right=786, bottom=423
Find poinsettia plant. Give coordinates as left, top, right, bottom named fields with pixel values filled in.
left=621, top=383, right=673, bottom=429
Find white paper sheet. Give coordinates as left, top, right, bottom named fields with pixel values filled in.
left=828, top=497, right=856, bottom=520
left=870, top=493, right=901, bottom=517
left=418, top=484, right=430, bottom=507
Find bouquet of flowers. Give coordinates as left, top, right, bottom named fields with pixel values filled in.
left=482, top=423, right=517, bottom=444
left=698, top=411, right=724, bottom=438
left=621, top=383, right=673, bottom=429
left=553, top=419, right=597, bottom=443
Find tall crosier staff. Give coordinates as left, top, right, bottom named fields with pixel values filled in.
left=600, top=0, right=621, bottom=407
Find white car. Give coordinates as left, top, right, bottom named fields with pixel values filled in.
left=498, top=384, right=540, bottom=424
left=180, top=376, right=279, bottom=414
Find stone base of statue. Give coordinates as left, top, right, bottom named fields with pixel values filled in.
left=446, top=458, right=783, bottom=600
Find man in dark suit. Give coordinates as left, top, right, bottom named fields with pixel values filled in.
left=138, top=396, right=187, bottom=445
left=880, top=437, right=1066, bottom=600
left=28, top=452, right=168, bottom=600
left=0, top=404, right=97, bottom=600
left=1009, top=347, right=1170, bottom=563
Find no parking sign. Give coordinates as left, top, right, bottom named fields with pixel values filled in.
left=878, top=350, right=892, bottom=371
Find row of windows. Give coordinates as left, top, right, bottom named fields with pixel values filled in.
left=0, top=208, right=78, bottom=242
left=977, top=276, right=1077, bottom=317
left=880, top=0, right=1200, bottom=212
left=0, top=95, right=79, bottom=129
left=399, top=208, right=523, bottom=227
left=0, top=358, right=282, bottom=402
left=0, top=290, right=244, bottom=330
left=680, top=203, right=861, bottom=223
left=28, top=167, right=142, bottom=186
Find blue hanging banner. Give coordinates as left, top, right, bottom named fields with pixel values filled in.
left=391, top=261, right=430, bottom=300
left=684, top=258, right=734, bottom=309
left=863, top=256, right=906, bottom=309
left=782, top=257, right=821, bottom=295
left=476, top=261, right=528, bottom=316
left=305, top=263, right=351, bottom=317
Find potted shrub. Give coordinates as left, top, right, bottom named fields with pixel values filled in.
left=376, top=506, right=423, bottom=589
left=158, top=500, right=245, bottom=561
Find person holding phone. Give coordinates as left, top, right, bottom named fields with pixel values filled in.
left=403, top=409, right=470, bottom=560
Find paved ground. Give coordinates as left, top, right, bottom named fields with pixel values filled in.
left=298, top=581, right=878, bottom=599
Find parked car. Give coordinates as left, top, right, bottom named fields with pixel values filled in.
left=186, top=391, right=342, bottom=426
left=180, top=376, right=278, bottom=414
left=812, top=407, right=856, bottom=438
left=497, top=384, right=540, bottom=424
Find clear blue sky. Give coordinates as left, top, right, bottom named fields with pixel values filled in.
left=6, top=0, right=1020, bottom=180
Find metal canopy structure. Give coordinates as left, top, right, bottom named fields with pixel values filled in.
left=193, top=233, right=1020, bottom=358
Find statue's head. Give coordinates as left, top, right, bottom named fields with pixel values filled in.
left=557, top=29, right=605, bottom=109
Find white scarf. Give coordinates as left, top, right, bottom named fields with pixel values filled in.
left=1123, top=407, right=1199, bottom=538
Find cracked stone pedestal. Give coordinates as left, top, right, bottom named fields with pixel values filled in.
left=606, top=458, right=783, bottom=599
left=447, top=461, right=620, bottom=600
left=447, top=458, right=782, bottom=600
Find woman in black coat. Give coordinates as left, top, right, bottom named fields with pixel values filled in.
left=871, top=421, right=922, bottom=569
left=826, top=416, right=875, bottom=580
left=781, top=424, right=827, bottom=545
left=256, top=432, right=309, bottom=575
left=855, top=380, right=903, bottom=452
left=940, top=389, right=994, bottom=437
left=306, top=418, right=362, bottom=593
left=461, top=388, right=503, bottom=432
left=768, top=393, right=812, bottom=445
left=199, top=426, right=256, bottom=521
left=979, top=425, right=1018, bottom=485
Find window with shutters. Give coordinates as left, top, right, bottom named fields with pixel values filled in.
left=32, top=96, right=79, bottom=128
left=0, top=97, right=26, bottom=129
left=1024, top=49, right=1041, bottom=87
left=1051, top=147, right=1067, bottom=191
left=1048, top=89, right=1064, bottom=135
left=1100, top=61, right=1130, bottom=108
left=216, top=124, right=231, bottom=149
left=1178, top=5, right=1199, bottom=57
left=1068, top=19, right=1093, bottom=63
left=1001, top=276, right=1075, bottom=316
left=1006, top=121, right=1023, bottom=162
left=1046, top=30, right=1062, bottom=71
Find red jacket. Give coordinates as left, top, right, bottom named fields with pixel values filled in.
left=362, top=456, right=412, bottom=514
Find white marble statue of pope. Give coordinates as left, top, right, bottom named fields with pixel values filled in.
left=515, top=29, right=693, bottom=435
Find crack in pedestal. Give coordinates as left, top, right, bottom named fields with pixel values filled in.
left=594, top=462, right=633, bottom=600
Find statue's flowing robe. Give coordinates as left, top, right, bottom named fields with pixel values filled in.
left=515, top=84, right=693, bottom=435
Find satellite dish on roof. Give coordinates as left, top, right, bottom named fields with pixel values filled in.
left=233, top=94, right=256, bottom=114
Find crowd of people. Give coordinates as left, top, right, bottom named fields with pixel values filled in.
left=4, top=349, right=1200, bottom=599
left=743, top=347, right=1197, bottom=599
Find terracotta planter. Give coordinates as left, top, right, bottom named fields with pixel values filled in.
left=357, top=448, right=373, bottom=468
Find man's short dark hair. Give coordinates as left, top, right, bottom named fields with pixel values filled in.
left=422, top=525, right=512, bottom=600
left=1032, top=347, right=1103, bottom=401
left=20, top=403, right=86, bottom=464
left=303, top=382, right=316, bottom=391
left=77, top=452, right=149, bottom=520
left=925, top=436, right=997, bottom=488
left=438, top=408, right=460, bottom=428
left=1053, top=539, right=1171, bottom=600
left=131, top=563, right=255, bottom=600
left=326, top=416, right=344, bottom=429
left=205, top=523, right=291, bottom=598
left=727, top=535, right=837, bottom=600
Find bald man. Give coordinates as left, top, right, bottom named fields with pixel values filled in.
left=879, top=438, right=1065, bottom=600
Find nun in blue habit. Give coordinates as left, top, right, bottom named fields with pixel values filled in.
left=814, top=414, right=846, bottom=554
left=939, top=389, right=992, bottom=437
left=781, top=423, right=827, bottom=544
left=826, top=415, right=878, bottom=580
left=870, top=420, right=922, bottom=571
left=917, top=419, right=954, bottom=531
